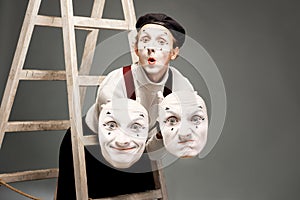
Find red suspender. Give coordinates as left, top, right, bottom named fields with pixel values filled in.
left=123, top=65, right=136, bottom=100
left=163, top=68, right=172, bottom=97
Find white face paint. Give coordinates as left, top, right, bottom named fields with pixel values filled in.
left=136, top=24, right=177, bottom=75
left=158, top=91, right=208, bottom=158
left=98, top=99, right=149, bottom=168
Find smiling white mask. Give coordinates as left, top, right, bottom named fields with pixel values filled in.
left=158, top=91, right=208, bottom=158
left=98, top=98, right=149, bottom=168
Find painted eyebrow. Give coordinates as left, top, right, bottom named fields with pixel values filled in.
left=190, top=109, right=205, bottom=116
left=164, top=110, right=179, bottom=116
left=130, top=116, right=146, bottom=122
left=140, top=30, right=168, bottom=37
left=139, top=31, right=150, bottom=36
left=103, top=116, right=115, bottom=122
left=157, top=33, right=168, bottom=38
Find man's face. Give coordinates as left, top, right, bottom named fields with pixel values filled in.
left=135, top=24, right=178, bottom=75
left=98, top=99, right=149, bottom=168
left=158, top=91, right=208, bottom=158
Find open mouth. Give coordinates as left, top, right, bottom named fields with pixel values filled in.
left=148, top=57, right=156, bottom=65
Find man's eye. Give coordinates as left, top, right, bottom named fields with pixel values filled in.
left=166, top=116, right=179, bottom=126
left=140, top=37, right=150, bottom=43
left=105, top=121, right=118, bottom=130
left=130, top=123, right=142, bottom=132
left=191, top=115, right=205, bottom=125
left=158, top=39, right=166, bottom=45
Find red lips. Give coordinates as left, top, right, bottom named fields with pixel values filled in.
left=148, top=57, right=156, bottom=65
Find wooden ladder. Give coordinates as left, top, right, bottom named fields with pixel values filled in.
left=0, top=0, right=168, bottom=199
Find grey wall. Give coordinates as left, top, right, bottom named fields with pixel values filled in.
left=1, top=0, right=300, bottom=199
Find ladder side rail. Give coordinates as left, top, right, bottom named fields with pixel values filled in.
left=60, top=0, right=88, bottom=199
left=151, top=160, right=169, bottom=200
left=79, top=0, right=105, bottom=107
left=121, top=0, right=138, bottom=63
left=0, top=0, right=42, bottom=148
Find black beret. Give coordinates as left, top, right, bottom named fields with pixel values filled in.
left=136, top=13, right=186, bottom=48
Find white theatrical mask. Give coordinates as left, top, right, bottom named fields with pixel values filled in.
left=98, top=98, right=149, bottom=168
left=157, top=91, right=208, bottom=158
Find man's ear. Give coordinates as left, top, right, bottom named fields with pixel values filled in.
left=134, top=39, right=139, bottom=57
left=171, top=47, right=179, bottom=60
left=134, top=47, right=139, bottom=56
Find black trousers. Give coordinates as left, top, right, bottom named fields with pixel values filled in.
left=56, top=129, right=156, bottom=199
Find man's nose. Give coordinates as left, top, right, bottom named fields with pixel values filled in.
left=147, top=48, right=155, bottom=55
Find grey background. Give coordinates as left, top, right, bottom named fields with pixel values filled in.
left=1, top=0, right=300, bottom=199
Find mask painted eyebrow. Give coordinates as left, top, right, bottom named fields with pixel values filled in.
left=102, top=116, right=116, bottom=123
left=130, top=118, right=145, bottom=124
left=190, top=109, right=205, bottom=116
left=130, top=113, right=147, bottom=122
left=126, top=117, right=147, bottom=129
left=164, top=109, right=180, bottom=118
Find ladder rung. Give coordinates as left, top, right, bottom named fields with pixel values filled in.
left=6, top=120, right=70, bottom=132
left=20, top=70, right=66, bottom=80
left=82, top=135, right=98, bottom=146
left=19, top=71, right=105, bottom=84
left=74, top=16, right=129, bottom=30
left=35, top=15, right=130, bottom=30
left=35, top=15, right=62, bottom=28
left=78, top=75, right=105, bottom=86
left=93, top=189, right=163, bottom=200
left=0, top=168, right=58, bottom=183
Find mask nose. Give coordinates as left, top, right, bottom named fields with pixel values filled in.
left=178, top=121, right=193, bottom=141
left=115, top=132, right=130, bottom=147
left=178, top=133, right=192, bottom=141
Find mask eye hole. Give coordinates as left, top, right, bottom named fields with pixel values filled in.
left=165, top=116, right=179, bottom=126
left=191, top=115, right=205, bottom=125
left=104, top=121, right=118, bottom=130
left=130, top=123, right=143, bottom=133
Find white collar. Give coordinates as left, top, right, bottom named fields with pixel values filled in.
left=132, top=63, right=170, bottom=87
